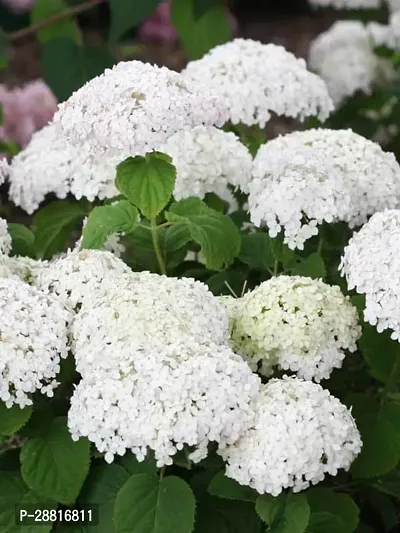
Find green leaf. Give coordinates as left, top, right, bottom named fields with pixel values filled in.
left=306, top=489, right=359, bottom=533
left=41, top=38, right=114, bottom=102
left=164, top=224, right=192, bottom=253
left=119, top=455, right=158, bottom=476
left=20, top=417, right=90, bottom=505
left=287, top=252, right=326, bottom=279
left=373, top=469, right=400, bottom=499
left=0, top=32, right=7, bottom=69
left=239, top=233, right=274, bottom=270
left=116, top=153, right=176, bottom=220
left=81, top=200, right=138, bottom=250
left=171, top=0, right=231, bottom=59
left=0, top=472, right=55, bottom=533
left=364, top=489, right=397, bottom=533
left=255, top=492, right=310, bottom=533
left=207, top=269, right=247, bottom=297
left=31, top=0, right=81, bottom=44
left=7, top=223, right=36, bottom=258
left=359, top=325, right=400, bottom=384
left=196, top=499, right=261, bottom=533
left=166, top=197, right=241, bottom=270
left=351, top=400, right=400, bottom=478
left=193, top=0, right=217, bottom=19
left=208, top=472, right=257, bottom=502
left=0, top=403, right=32, bottom=436
left=80, top=464, right=129, bottom=533
left=114, top=473, right=196, bottom=533
left=33, top=200, right=86, bottom=259
left=109, top=0, right=163, bottom=42
left=269, top=236, right=295, bottom=265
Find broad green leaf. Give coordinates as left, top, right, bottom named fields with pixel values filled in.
left=166, top=197, right=241, bottom=270
left=269, top=236, right=295, bottom=265
left=364, top=489, right=397, bottom=533
left=41, top=38, right=114, bottom=102
left=351, top=400, right=400, bottom=478
left=20, top=417, right=90, bottom=505
left=204, top=192, right=229, bottom=214
left=193, top=0, right=217, bottom=19
left=207, top=269, right=247, bottom=297
left=208, top=472, right=257, bottom=502
left=109, top=0, right=163, bottom=42
left=7, top=223, right=36, bottom=258
left=79, top=465, right=129, bottom=533
left=306, top=489, right=359, bottom=533
left=114, top=473, right=195, bottom=533
left=33, top=200, right=86, bottom=259
left=81, top=200, right=138, bottom=250
left=255, top=492, right=310, bottom=533
left=0, top=32, right=7, bottom=69
left=0, top=403, right=32, bottom=436
left=116, top=153, right=176, bottom=220
left=287, top=252, right=326, bottom=279
left=373, top=469, right=400, bottom=499
left=0, top=472, right=55, bottom=533
left=31, top=0, right=81, bottom=44
left=239, top=233, right=274, bottom=270
left=119, top=455, right=158, bottom=476
left=195, top=499, right=261, bottom=533
left=359, top=325, right=400, bottom=384
left=171, top=0, right=231, bottom=59
left=164, top=224, right=192, bottom=252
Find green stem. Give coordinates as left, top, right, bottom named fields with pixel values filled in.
left=273, top=260, right=279, bottom=276
left=317, top=236, right=324, bottom=255
left=159, top=466, right=166, bottom=480
left=151, top=219, right=167, bottom=275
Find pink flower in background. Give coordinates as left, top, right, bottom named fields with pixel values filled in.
left=0, top=81, right=58, bottom=157
left=138, top=0, right=238, bottom=42
left=0, top=0, right=36, bottom=14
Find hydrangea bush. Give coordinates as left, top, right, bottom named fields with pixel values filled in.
left=0, top=2, right=400, bottom=533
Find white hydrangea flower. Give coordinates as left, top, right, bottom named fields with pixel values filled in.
left=219, top=377, right=362, bottom=496
left=390, top=11, right=400, bottom=47
left=68, top=339, right=260, bottom=466
left=54, top=60, right=228, bottom=157
left=367, top=22, right=395, bottom=49
left=160, top=126, right=252, bottom=199
left=0, top=277, right=72, bottom=407
left=34, top=249, right=132, bottom=309
left=229, top=276, right=361, bottom=381
left=308, top=0, right=380, bottom=8
left=340, top=209, right=400, bottom=340
left=0, top=158, right=8, bottom=184
left=0, top=218, right=11, bottom=255
left=7, top=124, right=121, bottom=214
left=1, top=255, right=48, bottom=285
left=72, top=271, right=230, bottom=377
left=182, top=39, right=333, bottom=128
left=250, top=129, right=400, bottom=248
left=249, top=133, right=351, bottom=249
left=309, top=21, right=382, bottom=106
left=387, top=0, right=400, bottom=12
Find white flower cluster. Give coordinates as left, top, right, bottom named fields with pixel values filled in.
left=71, top=271, right=230, bottom=376
left=227, top=276, right=360, bottom=381
left=182, top=39, right=333, bottom=128
left=308, top=21, right=393, bottom=106
left=249, top=129, right=400, bottom=248
left=0, top=218, right=11, bottom=255
left=68, top=339, right=260, bottom=466
left=35, top=249, right=132, bottom=309
left=308, top=0, right=380, bottom=8
left=160, top=126, right=252, bottom=200
left=219, top=377, right=362, bottom=496
left=390, top=11, right=400, bottom=48
left=0, top=255, right=47, bottom=285
left=54, top=60, right=229, bottom=157
left=0, top=276, right=72, bottom=407
left=340, top=209, right=400, bottom=340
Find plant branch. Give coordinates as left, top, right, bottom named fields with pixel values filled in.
left=6, top=0, right=105, bottom=43
left=151, top=218, right=167, bottom=275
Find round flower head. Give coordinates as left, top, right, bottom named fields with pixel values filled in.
left=229, top=276, right=361, bottom=381
left=159, top=126, right=252, bottom=199
left=182, top=39, right=333, bottom=128
left=72, top=271, right=230, bottom=377
left=0, top=157, right=8, bottom=183
left=387, top=0, right=400, bottom=13
left=68, top=339, right=260, bottom=466
left=308, top=21, right=382, bottom=106
left=54, top=60, right=229, bottom=156
left=34, top=249, right=132, bottom=310
left=219, top=377, right=362, bottom=496
left=7, top=124, right=122, bottom=214
left=0, top=277, right=72, bottom=407
left=0, top=255, right=47, bottom=285
left=0, top=218, right=11, bottom=255
left=340, top=209, right=400, bottom=340
left=250, top=129, right=400, bottom=247
left=308, top=0, right=380, bottom=8
left=249, top=135, right=351, bottom=249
